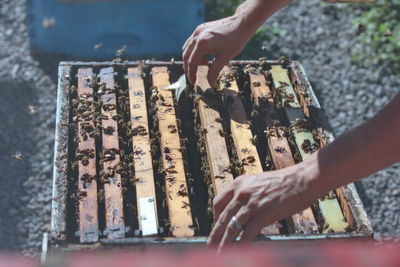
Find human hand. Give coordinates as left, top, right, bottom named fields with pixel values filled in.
left=208, top=158, right=322, bottom=251
left=182, top=15, right=254, bottom=87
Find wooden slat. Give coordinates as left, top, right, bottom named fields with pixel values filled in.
left=152, top=66, right=194, bottom=237
left=127, top=68, right=159, bottom=236
left=270, top=65, right=348, bottom=233
left=249, top=71, right=318, bottom=234
left=99, top=67, right=125, bottom=239
left=289, top=61, right=356, bottom=228
left=76, top=68, right=99, bottom=243
left=195, top=66, right=234, bottom=195
left=266, top=127, right=319, bottom=234
left=221, top=67, right=280, bottom=235
left=51, top=64, right=71, bottom=242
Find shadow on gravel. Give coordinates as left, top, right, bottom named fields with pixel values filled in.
left=0, top=79, right=38, bottom=250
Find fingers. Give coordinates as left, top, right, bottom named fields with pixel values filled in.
left=213, top=187, right=234, bottom=223
left=218, top=206, right=253, bottom=252
left=182, top=36, right=197, bottom=79
left=207, top=56, right=228, bottom=88
left=238, top=215, right=268, bottom=243
left=207, top=199, right=242, bottom=247
left=187, top=42, right=208, bottom=85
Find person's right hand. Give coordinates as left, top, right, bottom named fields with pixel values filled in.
left=182, top=15, right=254, bottom=87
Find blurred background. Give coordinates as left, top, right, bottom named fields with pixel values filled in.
left=0, top=0, right=398, bottom=256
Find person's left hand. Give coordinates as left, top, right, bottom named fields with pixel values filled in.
left=208, top=161, right=322, bottom=251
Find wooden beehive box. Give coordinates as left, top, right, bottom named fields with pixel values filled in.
left=50, top=60, right=372, bottom=250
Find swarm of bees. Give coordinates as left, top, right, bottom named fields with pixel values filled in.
left=64, top=60, right=339, bottom=237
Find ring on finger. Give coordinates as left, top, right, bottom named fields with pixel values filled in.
left=229, top=216, right=243, bottom=231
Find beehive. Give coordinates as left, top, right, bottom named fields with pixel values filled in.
left=51, top=60, right=372, bottom=250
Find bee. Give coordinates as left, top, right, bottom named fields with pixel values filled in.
left=250, top=109, right=259, bottom=118
left=115, top=45, right=127, bottom=57
left=27, top=105, right=37, bottom=115
left=11, top=153, right=22, bottom=161
left=42, top=17, right=55, bottom=28
left=215, top=117, right=223, bottom=123
left=177, top=187, right=188, bottom=197
left=246, top=156, right=256, bottom=163
left=94, top=43, right=103, bottom=50
left=218, top=129, right=225, bottom=137
left=250, top=135, right=258, bottom=146
left=383, top=29, right=393, bottom=38
left=168, top=125, right=177, bottom=134
left=103, top=126, right=115, bottom=135
left=274, top=146, right=287, bottom=153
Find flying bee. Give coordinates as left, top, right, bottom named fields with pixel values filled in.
left=94, top=43, right=103, bottom=50
left=250, top=135, right=258, bottom=146
left=115, top=45, right=128, bottom=57
left=11, top=152, right=22, bottom=161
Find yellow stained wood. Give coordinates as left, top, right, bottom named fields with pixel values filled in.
left=267, top=127, right=318, bottom=234
left=77, top=68, right=99, bottom=243
left=195, top=66, right=234, bottom=195
left=99, top=67, right=125, bottom=239
left=221, top=67, right=280, bottom=235
left=128, top=68, right=159, bottom=236
left=270, top=65, right=301, bottom=109
left=289, top=61, right=356, bottom=228
left=221, top=67, right=263, bottom=175
left=290, top=127, right=348, bottom=233
left=152, top=66, right=194, bottom=237
left=249, top=71, right=318, bottom=234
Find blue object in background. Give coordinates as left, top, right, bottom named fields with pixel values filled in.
left=27, top=0, right=204, bottom=59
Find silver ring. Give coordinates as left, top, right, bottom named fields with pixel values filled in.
left=230, top=216, right=243, bottom=231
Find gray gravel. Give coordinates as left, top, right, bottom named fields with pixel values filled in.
left=267, top=0, right=400, bottom=240
left=0, top=0, right=398, bottom=256
left=0, top=0, right=56, bottom=254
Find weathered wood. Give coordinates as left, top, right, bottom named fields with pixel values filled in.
left=99, top=67, right=125, bottom=239
left=195, top=66, right=234, bottom=195
left=289, top=61, right=358, bottom=229
left=271, top=65, right=349, bottom=233
left=51, top=64, right=71, bottom=242
left=76, top=68, right=99, bottom=243
left=249, top=71, right=318, bottom=234
left=266, top=127, right=318, bottom=234
left=221, top=67, right=280, bottom=235
left=127, top=68, right=159, bottom=236
left=290, top=126, right=348, bottom=233
left=152, top=66, right=195, bottom=237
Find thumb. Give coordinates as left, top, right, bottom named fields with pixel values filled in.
left=207, top=56, right=228, bottom=88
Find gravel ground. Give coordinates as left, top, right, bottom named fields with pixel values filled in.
left=267, top=0, right=400, bottom=240
left=0, top=0, right=398, bottom=256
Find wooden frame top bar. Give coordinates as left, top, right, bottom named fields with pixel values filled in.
left=152, top=66, right=195, bottom=237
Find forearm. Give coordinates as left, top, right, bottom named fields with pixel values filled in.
left=234, top=0, right=292, bottom=32
left=310, top=93, right=400, bottom=194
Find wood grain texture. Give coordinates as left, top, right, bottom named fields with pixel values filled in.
left=77, top=68, right=99, bottom=243
left=289, top=61, right=356, bottom=228
left=128, top=68, right=159, bottom=236
left=152, top=66, right=194, bottom=237
left=195, top=66, right=234, bottom=195
left=271, top=65, right=348, bottom=233
left=221, top=67, right=280, bottom=234
left=249, top=70, right=318, bottom=234
left=99, top=67, right=125, bottom=239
